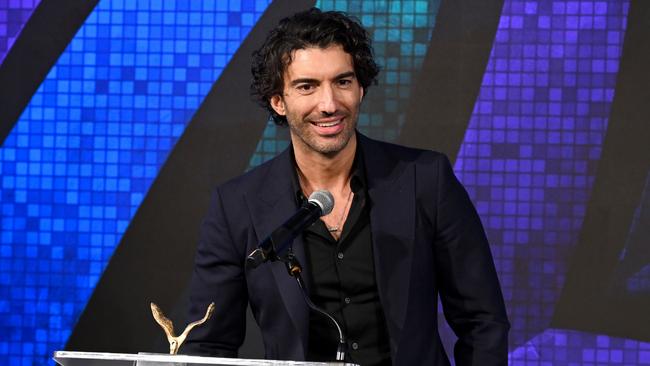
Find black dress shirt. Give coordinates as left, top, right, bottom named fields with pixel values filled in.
left=291, top=149, right=392, bottom=366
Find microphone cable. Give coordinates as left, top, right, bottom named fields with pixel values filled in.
left=285, top=252, right=347, bottom=362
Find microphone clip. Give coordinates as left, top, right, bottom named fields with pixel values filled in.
left=284, top=250, right=303, bottom=278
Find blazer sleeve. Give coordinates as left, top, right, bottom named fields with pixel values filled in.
left=433, top=154, right=510, bottom=366
left=181, top=186, right=248, bottom=357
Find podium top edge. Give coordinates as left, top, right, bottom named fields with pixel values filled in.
left=53, top=351, right=358, bottom=366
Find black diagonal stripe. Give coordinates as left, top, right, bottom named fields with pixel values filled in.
left=552, top=0, right=650, bottom=341
left=0, top=0, right=98, bottom=147
left=397, top=0, right=504, bottom=163
left=65, top=0, right=315, bottom=354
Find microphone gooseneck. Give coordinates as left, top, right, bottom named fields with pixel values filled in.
left=285, top=254, right=347, bottom=362
left=246, top=189, right=347, bottom=362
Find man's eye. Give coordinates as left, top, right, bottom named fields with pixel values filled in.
left=297, top=84, right=314, bottom=92
left=338, top=79, right=352, bottom=87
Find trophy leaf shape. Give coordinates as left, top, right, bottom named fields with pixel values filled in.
left=150, top=302, right=216, bottom=354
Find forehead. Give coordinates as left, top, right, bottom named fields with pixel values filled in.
left=284, top=45, right=354, bottom=81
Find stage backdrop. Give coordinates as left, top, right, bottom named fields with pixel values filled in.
left=1, top=0, right=650, bottom=365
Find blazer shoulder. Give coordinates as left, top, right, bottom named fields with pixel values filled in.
left=364, top=136, right=449, bottom=166
left=216, top=149, right=288, bottom=196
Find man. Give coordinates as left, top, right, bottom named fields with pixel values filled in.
left=184, top=8, right=509, bottom=366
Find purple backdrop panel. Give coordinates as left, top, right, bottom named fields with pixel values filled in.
left=509, top=328, right=650, bottom=365
left=0, top=0, right=42, bottom=64
left=453, top=0, right=629, bottom=351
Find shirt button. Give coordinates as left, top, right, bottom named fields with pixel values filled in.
left=344, top=297, right=351, bottom=304
left=337, top=252, right=344, bottom=260
left=351, top=342, right=359, bottom=350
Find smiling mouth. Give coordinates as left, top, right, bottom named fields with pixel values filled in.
left=310, top=116, right=345, bottom=127
left=312, top=120, right=342, bottom=127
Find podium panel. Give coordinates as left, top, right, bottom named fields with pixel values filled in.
left=53, top=351, right=357, bottom=366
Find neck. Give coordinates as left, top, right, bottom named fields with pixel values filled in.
left=293, top=134, right=357, bottom=194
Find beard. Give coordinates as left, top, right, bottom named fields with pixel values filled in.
left=286, top=111, right=358, bottom=156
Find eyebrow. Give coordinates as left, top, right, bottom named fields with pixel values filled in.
left=289, top=71, right=356, bottom=86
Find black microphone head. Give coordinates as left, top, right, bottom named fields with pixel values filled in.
left=308, top=190, right=334, bottom=216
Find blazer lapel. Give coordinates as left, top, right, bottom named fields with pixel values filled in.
left=359, top=134, right=416, bottom=347
left=245, top=148, right=310, bottom=358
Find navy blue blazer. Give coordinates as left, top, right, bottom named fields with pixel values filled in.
left=184, top=134, right=509, bottom=365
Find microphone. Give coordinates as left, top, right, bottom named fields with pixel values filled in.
left=246, top=190, right=334, bottom=269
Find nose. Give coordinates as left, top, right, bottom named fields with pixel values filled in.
left=318, top=84, right=338, bottom=115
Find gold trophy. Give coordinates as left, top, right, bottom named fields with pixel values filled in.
left=150, top=302, right=215, bottom=355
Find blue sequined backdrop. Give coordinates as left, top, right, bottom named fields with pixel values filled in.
left=1, top=1, right=649, bottom=365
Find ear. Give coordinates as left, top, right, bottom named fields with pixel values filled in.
left=270, top=95, right=286, bottom=116
left=360, top=87, right=364, bottom=102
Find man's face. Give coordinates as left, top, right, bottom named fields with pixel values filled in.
left=270, top=45, right=364, bottom=156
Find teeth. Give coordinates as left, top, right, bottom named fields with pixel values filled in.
left=315, top=120, right=341, bottom=127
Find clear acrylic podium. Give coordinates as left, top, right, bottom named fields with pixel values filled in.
left=53, top=351, right=358, bottom=366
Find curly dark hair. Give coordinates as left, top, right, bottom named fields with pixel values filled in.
left=250, top=8, right=380, bottom=126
